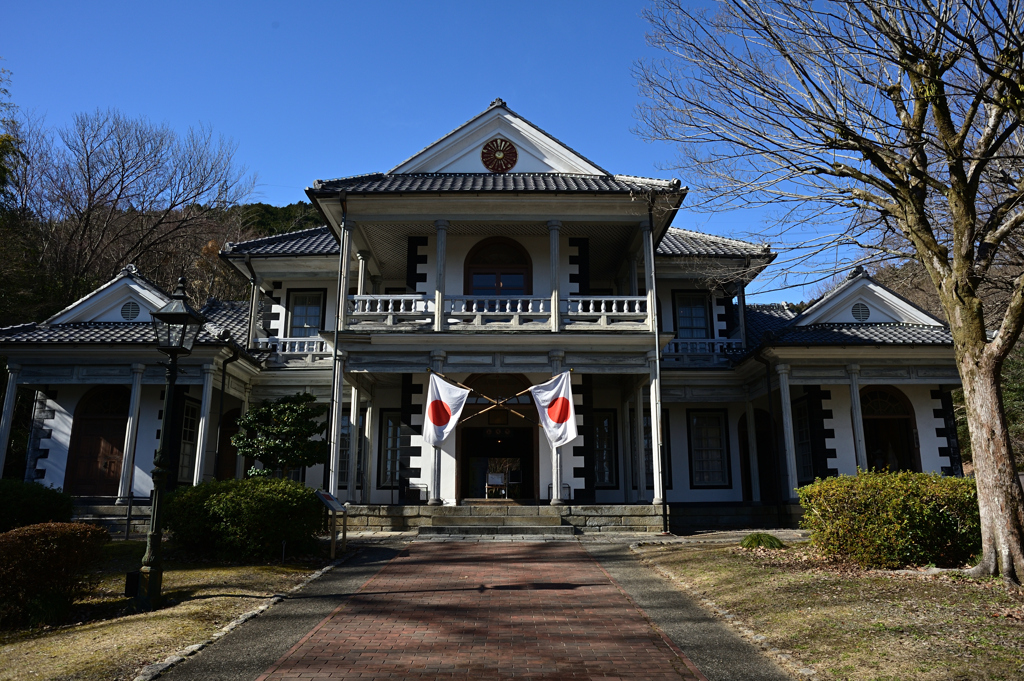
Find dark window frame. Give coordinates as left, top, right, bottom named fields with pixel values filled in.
left=286, top=288, right=327, bottom=338
left=629, top=407, right=673, bottom=491
left=592, top=408, right=618, bottom=489
left=377, top=408, right=406, bottom=490
left=671, top=290, right=712, bottom=340
left=687, top=408, right=732, bottom=489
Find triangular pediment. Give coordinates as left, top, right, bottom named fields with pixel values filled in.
left=796, top=273, right=943, bottom=326
left=47, top=267, right=170, bottom=324
left=388, top=99, right=609, bottom=176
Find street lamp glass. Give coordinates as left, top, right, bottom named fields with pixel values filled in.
left=151, top=278, right=206, bottom=356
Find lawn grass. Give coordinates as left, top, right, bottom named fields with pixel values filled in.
left=635, top=541, right=1024, bottom=681
left=0, top=540, right=331, bottom=681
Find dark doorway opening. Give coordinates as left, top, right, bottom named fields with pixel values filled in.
left=862, top=387, right=920, bottom=472
left=460, top=427, right=534, bottom=500
left=215, top=407, right=241, bottom=480
left=738, top=408, right=781, bottom=503
left=65, top=386, right=130, bottom=496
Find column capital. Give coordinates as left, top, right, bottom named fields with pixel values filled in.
left=434, top=219, right=449, bottom=231
left=201, top=363, right=216, bottom=375
left=429, top=349, right=447, bottom=361
left=776, top=363, right=791, bottom=376
left=548, top=349, right=565, bottom=362
left=335, top=350, right=348, bottom=362
left=847, top=363, right=861, bottom=375
left=356, top=250, right=371, bottom=261
left=6, top=363, right=21, bottom=374
left=546, top=219, right=562, bottom=232
left=640, top=219, right=652, bottom=233
left=646, top=349, right=659, bottom=363
left=338, top=219, right=354, bottom=232
left=130, top=363, right=146, bottom=374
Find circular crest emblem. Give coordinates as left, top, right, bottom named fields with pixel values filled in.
left=481, top=138, right=518, bottom=173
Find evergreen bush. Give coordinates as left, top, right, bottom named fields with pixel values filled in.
left=798, top=470, right=980, bottom=568
left=0, top=522, right=109, bottom=628
left=166, top=477, right=322, bottom=559
left=0, top=479, right=74, bottom=532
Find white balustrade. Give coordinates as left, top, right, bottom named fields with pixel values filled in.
left=348, top=294, right=433, bottom=327
left=664, top=338, right=744, bottom=356
left=564, top=296, right=648, bottom=328
left=446, top=296, right=552, bottom=328
left=254, top=337, right=328, bottom=355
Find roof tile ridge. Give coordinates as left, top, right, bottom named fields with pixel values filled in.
left=0, top=322, right=38, bottom=335
left=314, top=172, right=386, bottom=188
left=228, top=224, right=330, bottom=248
left=665, top=226, right=764, bottom=248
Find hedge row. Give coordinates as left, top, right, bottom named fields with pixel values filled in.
left=165, top=477, right=322, bottom=559
left=798, top=470, right=980, bottom=569
left=0, top=522, right=109, bottom=628
left=0, top=479, right=74, bottom=532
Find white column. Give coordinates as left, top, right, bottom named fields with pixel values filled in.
left=0, top=363, right=21, bottom=475
left=641, top=222, right=657, bottom=333
left=745, top=400, right=761, bottom=502
left=362, top=392, right=375, bottom=501
left=648, top=350, right=665, bottom=505
left=428, top=350, right=445, bottom=505
left=634, top=384, right=647, bottom=502
left=549, top=349, right=565, bottom=504
left=117, top=363, right=145, bottom=501
left=548, top=220, right=561, bottom=332
left=434, top=220, right=448, bottom=332
left=337, top=221, right=354, bottom=332
left=346, top=382, right=360, bottom=503
left=356, top=250, right=370, bottom=296
left=848, top=364, right=868, bottom=471
left=236, top=386, right=251, bottom=479
left=327, top=351, right=347, bottom=496
left=192, top=364, right=216, bottom=486
left=776, top=364, right=799, bottom=500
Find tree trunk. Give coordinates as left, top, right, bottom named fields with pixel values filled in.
left=958, top=348, right=1024, bottom=584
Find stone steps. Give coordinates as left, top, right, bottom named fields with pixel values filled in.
left=73, top=500, right=151, bottom=536
left=418, top=525, right=575, bottom=536
left=431, top=515, right=562, bottom=527
left=419, top=504, right=572, bottom=535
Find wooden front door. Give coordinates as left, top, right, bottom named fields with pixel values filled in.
left=65, top=386, right=130, bottom=496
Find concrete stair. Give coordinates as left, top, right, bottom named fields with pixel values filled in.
left=417, top=505, right=575, bottom=536
left=73, top=500, right=151, bottom=535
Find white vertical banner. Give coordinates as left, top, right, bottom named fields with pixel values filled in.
left=422, top=374, right=470, bottom=446
left=530, top=372, right=578, bottom=447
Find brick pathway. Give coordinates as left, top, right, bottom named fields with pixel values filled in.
left=256, top=541, right=705, bottom=681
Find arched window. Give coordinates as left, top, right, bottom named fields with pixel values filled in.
left=65, top=386, right=131, bottom=496
left=463, top=237, right=532, bottom=296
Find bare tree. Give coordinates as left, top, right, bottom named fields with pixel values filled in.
left=11, top=109, right=255, bottom=307
left=636, top=0, right=1024, bottom=582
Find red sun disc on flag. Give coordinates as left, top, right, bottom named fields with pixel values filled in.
left=547, top=397, right=571, bottom=424
left=427, top=400, right=452, bottom=426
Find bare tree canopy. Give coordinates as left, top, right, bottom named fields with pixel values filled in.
left=637, top=0, right=1024, bottom=583
left=5, top=109, right=255, bottom=312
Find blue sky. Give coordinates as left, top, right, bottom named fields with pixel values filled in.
left=2, top=0, right=805, bottom=302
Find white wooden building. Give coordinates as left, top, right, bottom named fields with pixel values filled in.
left=0, top=100, right=962, bottom=528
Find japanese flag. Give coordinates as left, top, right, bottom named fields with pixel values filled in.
left=530, top=372, right=578, bottom=448
left=422, top=374, right=470, bottom=446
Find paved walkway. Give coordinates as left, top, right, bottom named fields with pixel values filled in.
left=256, top=541, right=704, bottom=680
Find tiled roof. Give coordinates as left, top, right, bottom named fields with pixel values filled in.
left=657, top=228, right=771, bottom=258
left=0, top=301, right=254, bottom=349
left=769, top=323, right=953, bottom=346
left=223, top=226, right=338, bottom=257
left=311, top=173, right=681, bottom=194
left=745, top=304, right=798, bottom=344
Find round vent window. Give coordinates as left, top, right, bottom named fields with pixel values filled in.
left=852, top=302, right=870, bottom=322
left=120, top=301, right=140, bottom=321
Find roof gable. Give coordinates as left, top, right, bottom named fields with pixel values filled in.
left=795, top=271, right=944, bottom=327
left=46, top=266, right=170, bottom=325
left=388, top=99, right=608, bottom=176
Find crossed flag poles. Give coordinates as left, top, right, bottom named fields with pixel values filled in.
left=423, top=369, right=576, bottom=449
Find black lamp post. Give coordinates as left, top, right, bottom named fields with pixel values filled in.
left=137, top=277, right=205, bottom=610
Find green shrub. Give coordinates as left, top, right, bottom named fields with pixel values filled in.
left=798, top=471, right=980, bottom=569
left=0, top=522, right=109, bottom=627
left=166, top=477, right=322, bottom=559
left=740, top=532, right=785, bottom=549
left=0, top=480, right=74, bottom=532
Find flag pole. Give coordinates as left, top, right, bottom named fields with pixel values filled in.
left=427, top=368, right=540, bottom=425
